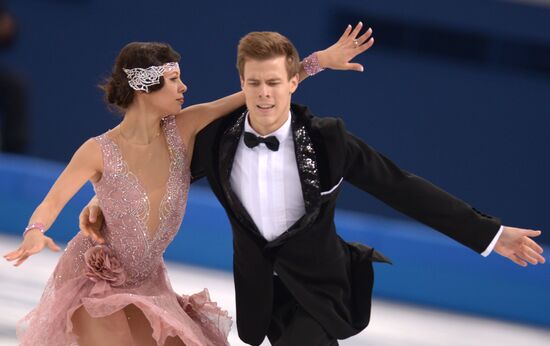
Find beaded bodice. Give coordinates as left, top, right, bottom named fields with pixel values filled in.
left=92, top=116, right=189, bottom=286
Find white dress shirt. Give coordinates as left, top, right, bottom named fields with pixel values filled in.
left=230, top=112, right=305, bottom=241
left=229, top=111, right=502, bottom=253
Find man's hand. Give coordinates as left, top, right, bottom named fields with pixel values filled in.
left=317, top=21, right=374, bottom=72
left=494, top=226, right=545, bottom=266
left=79, top=196, right=105, bottom=244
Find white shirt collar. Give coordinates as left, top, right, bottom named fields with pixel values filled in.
left=244, top=110, right=292, bottom=143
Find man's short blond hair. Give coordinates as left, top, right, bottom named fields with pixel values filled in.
left=237, top=31, right=300, bottom=80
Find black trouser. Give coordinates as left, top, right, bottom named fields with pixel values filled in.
left=267, top=276, right=338, bottom=346
left=0, top=67, right=28, bottom=153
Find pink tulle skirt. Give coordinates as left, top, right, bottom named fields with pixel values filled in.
left=16, top=235, right=231, bottom=346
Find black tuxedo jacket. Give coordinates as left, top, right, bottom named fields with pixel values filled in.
left=191, top=104, right=500, bottom=345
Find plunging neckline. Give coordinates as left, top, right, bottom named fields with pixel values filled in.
left=104, top=121, right=175, bottom=243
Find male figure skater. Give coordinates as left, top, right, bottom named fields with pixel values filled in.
left=82, top=31, right=545, bottom=345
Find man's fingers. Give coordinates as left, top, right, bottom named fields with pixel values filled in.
left=89, top=206, right=99, bottom=223
left=525, top=229, right=542, bottom=238
left=533, top=251, right=546, bottom=264
left=79, top=208, right=89, bottom=228
left=80, top=207, right=89, bottom=219
left=90, top=231, right=103, bottom=244
left=521, top=244, right=545, bottom=264
left=517, top=249, right=538, bottom=265
left=516, top=243, right=545, bottom=265
left=85, top=224, right=104, bottom=244
left=81, top=225, right=94, bottom=238
left=79, top=222, right=91, bottom=236
left=497, top=226, right=545, bottom=266
left=78, top=221, right=85, bottom=232
left=94, top=230, right=105, bottom=244
left=80, top=223, right=105, bottom=244
left=509, top=253, right=527, bottom=267
left=525, top=236, right=544, bottom=254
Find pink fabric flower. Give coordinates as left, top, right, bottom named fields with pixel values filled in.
left=84, top=245, right=126, bottom=287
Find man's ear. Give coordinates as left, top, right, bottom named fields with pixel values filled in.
left=289, top=73, right=299, bottom=94
left=240, top=76, right=245, bottom=90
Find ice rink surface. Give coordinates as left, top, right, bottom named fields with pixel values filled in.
left=1, top=235, right=548, bottom=346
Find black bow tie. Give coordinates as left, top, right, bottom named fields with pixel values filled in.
left=243, top=132, right=280, bottom=151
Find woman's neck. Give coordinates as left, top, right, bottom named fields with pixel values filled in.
left=119, top=104, right=164, bottom=145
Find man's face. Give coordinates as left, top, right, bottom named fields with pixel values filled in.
left=240, top=56, right=298, bottom=135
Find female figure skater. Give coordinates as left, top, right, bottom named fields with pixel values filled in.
left=4, top=23, right=374, bottom=346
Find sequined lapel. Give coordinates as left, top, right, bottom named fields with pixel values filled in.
left=218, top=111, right=261, bottom=235
left=291, top=113, right=321, bottom=216
left=267, top=111, right=321, bottom=247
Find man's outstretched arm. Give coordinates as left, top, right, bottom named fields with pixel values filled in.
left=338, top=119, right=545, bottom=266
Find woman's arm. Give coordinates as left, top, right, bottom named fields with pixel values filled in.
left=175, top=22, right=374, bottom=139
left=301, top=22, right=374, bottom=81
left=3, top=139, right=102, bottom=266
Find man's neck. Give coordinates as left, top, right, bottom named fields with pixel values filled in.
left=247, top=112, right=291, bottom=136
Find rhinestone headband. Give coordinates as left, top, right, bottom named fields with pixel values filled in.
left=123, top=62, right=179, bottom=92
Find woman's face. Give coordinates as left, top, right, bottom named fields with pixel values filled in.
left=145, top=67, right=187, bottom=116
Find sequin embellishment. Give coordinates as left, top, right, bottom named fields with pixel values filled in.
left=93, top=116, right=189, bottom=286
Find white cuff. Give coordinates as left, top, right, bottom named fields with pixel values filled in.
left=481, top=226, right=503, bottom=257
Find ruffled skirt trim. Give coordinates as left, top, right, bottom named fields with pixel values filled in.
left=17, top=276, right=231, bottom=346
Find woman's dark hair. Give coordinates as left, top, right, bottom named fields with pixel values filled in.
left=100, top=42, right=181, bottom=110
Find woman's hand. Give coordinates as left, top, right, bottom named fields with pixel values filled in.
left=3, top=229, right=61, bottom=266
left=317, top=21, right=374, bottom=72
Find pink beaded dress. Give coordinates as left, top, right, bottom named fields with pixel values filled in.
left=16, top=116, right=231, bottom=346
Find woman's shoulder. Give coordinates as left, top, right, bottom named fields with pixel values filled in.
left=63, top=137, right=105, bottom=184
left=90, top=127, right=117, bottom=144
left=74, top=137, right=104, bottom=164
